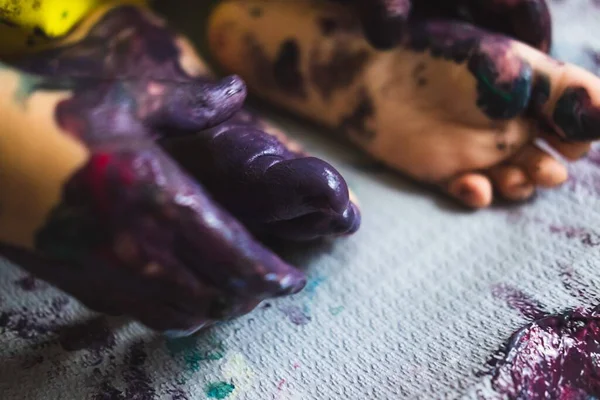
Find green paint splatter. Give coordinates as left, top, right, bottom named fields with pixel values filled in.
left=166, top=334, right=226, bottom=374
left=206, top=382, right=235, bottom=399
left=329, top=306, right=345, bottom=316
left=477, top=73, right=512, bottom=102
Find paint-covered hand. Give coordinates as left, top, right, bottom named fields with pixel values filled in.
left=0, top=6, right=360, bottom=335
left=336, top=0, right=552, bottom=52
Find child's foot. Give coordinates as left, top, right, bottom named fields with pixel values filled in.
left=208, top=1, right=600, bottom=208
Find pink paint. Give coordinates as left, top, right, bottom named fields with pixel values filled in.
left=277, top=379, right=286, bottom=391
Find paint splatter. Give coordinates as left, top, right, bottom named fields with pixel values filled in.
left=14, top=275, right=38, bottom=291
left=329, top=306, right=345, bottom=316
left=0, top=296, right=69, bottom=339
left=221, top=352, right=255, bottom=399
left=58, top=316, right=115, bottom=352
left=491, top=284, right=546, bottom=320
left=166, top=334, right=225, bottom=374
left=279, top=305, right=311, bottom=326
left=279, top=275, right=327, bottom=325
left=486, top=308, right=600, bottom=399
left=277, top=379, right=286, bottom=391
left=123, top=341, right=156, bottom=399
left=206, top=382, right=235, bottom=399
left=549, top=225, right=600, bottom=247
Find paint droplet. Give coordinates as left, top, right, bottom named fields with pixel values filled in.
left=206, top=382, right=235, bottom=399
left=279, top=305, right=311, bottom=326
left=277, top=379, right=286, bottom=391
left=15, top=275, right=38, bottom=291
left=329, top=306, right=345, bottom=316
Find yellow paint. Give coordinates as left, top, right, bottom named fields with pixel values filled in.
left=220, top=352, right=255, bottom=399
left=0, top=0, right=148, bottom=56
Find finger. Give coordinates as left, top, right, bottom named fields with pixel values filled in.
left=354, top=0, right=411, bottom=49
left=163, top=110, right=361, bottom=240
left=148, top=75, right=247, bottom=132
left=462, top=0, right=552, bottom=53
left=53, top=145, right=306, bottom=302
left=511, top=42, right=600, bottom=142
left=136, top=148, right=308, bottom=299
left=13, top=49, right=247, bottom=135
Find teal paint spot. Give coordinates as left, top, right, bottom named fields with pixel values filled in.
left=329, top=306, right=345, bottom=316
left=301, top=275, right=327, bottom=316
left=166, top=334, right=225, bottom=374
left=305, top=276, right=327, bottom=296
left=14, top=75, right=46, bottom=106
left=206, top=382, right=235, bottom=399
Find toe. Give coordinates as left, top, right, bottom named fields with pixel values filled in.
left=488, top=165, right=535, bottom=201
left=513, top=43, right=600, bottom=141
left=539, top=133, right=591, bottom=161
left=511, top=144, right=568, bottom=188
left=447, top=173, right=493, bottom=208
left=356, top=0, right=410, bottom=49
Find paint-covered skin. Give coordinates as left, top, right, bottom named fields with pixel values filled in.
left=334, top=0, right=552, bottom=52
left=163, top=110, right=361, bottom=241
left=208, top=0, right=600, bottom=208
left=0, top=5, right=360, bottom=335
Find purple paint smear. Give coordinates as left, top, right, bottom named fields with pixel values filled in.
left=92, top=341, right=157, bottom=400
left=485, top=283, right=600, bottom=399
left=58, top=317, right=116, bottom=355
left=14, top=275, right=39, bottom=291
left=278, top=305, right=311, bottom=326
left=489, top=308, right=600, bottom=399
left=492, top=284, right=547, bottom=321
left=549, top=225, right=600, bottom=247
left=0, top=297, right=68, bottom=339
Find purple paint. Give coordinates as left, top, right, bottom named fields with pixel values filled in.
left=549, top=225, right=600, bottom=247
left=2, top=4, right=360, bottom=335
left=58, top=317, right=115, bottom=352
left=0, top=296, right=68, bottom=339
left=491, top=284, right=547, bottom=321
left=123, top=341, right=156, bottom=400
left=168, top=388, right=190, bottom=400
left=279, top=305, right=311, bottom=326
left=488, top=308, right=600, bottom=399
left=485, top=279, right=600, bottom=399
left=14, top=275, right=38, bottom=291
left=93, top=381, right=126, bottom=400
left=559, top=265, right=595, bottom=302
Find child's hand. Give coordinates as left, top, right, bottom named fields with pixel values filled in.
left=0, top=5, right=360, bottom=336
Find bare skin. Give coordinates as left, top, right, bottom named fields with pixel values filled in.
left=0, top=4, right=360, bottom=335
left=208, top=0, right=600, bottom=208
